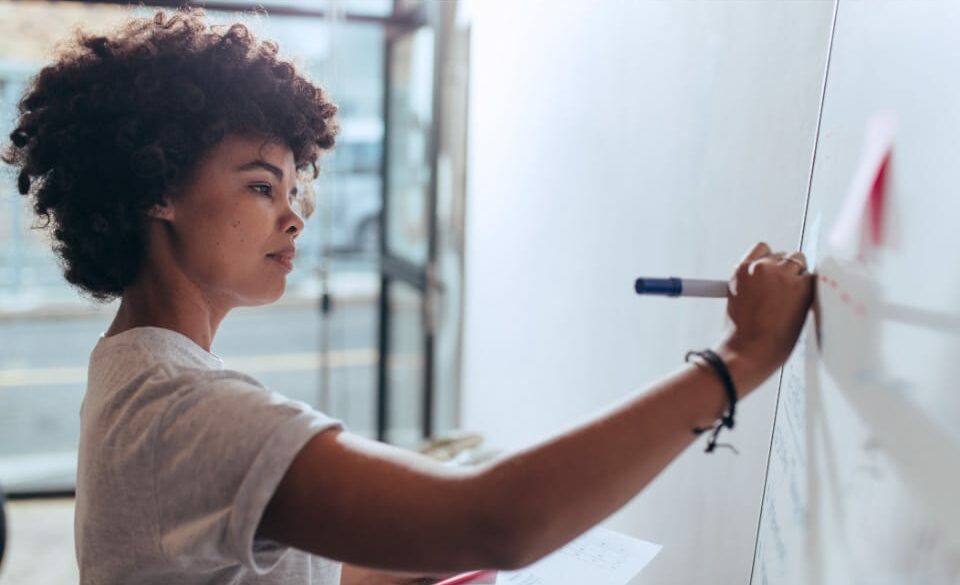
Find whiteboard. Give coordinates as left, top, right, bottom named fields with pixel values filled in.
left=753, top=2, right=960, bottom=583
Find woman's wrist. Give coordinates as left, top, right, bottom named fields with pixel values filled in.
left=711, top=342, right=777, bottom=400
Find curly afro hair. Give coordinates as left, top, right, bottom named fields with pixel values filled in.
left=2, top=8, right=338, bottom=301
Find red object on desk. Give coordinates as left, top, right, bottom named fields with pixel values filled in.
left=434, top=569, right=497, bottom=585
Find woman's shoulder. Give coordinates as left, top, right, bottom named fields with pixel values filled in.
left=84, top=327, right=270, bottom=424
left=91, top=326, right=223, bottom=374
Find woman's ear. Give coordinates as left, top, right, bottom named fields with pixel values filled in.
left=147, top=200, right=174, bottom=221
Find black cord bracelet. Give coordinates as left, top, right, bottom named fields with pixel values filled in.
left=685, top=349, right=739, bottom=454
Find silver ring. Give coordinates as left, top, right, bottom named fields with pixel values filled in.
left=784, top=257, right=807, bottom=271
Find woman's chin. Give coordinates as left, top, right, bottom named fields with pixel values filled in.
left=240, top=282, right=286, bottom=307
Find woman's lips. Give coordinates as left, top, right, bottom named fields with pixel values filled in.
left=266, top=253, right=294, bottom=271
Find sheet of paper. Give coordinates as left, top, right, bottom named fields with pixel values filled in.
left=495, top=527, right=661, bottom=585
left=803, top=212, right=822, bottom=272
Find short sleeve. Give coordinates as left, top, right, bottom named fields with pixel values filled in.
left=152, top=371, right=342, bottom=574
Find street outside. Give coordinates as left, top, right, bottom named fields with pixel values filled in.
left=0, top=282, right=382, bottom=493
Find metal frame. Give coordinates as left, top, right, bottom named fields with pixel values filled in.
left=54, top=0, right=427, bottom=30
left=4, top=489, right=75, bottom=501
left=376, top=0, right=439, bottom=442
left=0, top=483, right=5, bottom=567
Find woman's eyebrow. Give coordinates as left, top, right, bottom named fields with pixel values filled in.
left=236, top=159, right=298, bottom=195
left=236, top=159, right=285, bottom=181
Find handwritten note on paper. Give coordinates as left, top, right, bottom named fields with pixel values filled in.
left=496, top=527, right=661, bottom=585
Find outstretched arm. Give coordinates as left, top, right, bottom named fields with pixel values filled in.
left=257, top=242, right=813, bottom=574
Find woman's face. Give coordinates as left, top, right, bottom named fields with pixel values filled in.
left=157, top=134, right=305, bottom=307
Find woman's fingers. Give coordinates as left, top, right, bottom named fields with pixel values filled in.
left=741, top=244, right=807, bottom=275
left=739, top=241, right=772, bottom=265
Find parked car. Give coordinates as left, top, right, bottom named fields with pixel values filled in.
left=290, top=117, right=384, bottom=280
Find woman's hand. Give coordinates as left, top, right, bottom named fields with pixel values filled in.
left=717, top=241, right=815, bottom=389
left=340, top=563, right=456, bottom=585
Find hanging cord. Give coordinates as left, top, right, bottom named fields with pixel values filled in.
left=686, top=349, right=739, bottom=454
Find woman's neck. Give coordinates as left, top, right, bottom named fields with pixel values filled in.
left=105, top=269, right=229, bottom=353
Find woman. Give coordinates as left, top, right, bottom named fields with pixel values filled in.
left=3, top=9, right=813, bottom=585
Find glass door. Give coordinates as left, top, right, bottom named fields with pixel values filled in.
left=377, top=11, right=438, bottom=447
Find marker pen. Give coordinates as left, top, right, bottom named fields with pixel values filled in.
left=634, top=277, right=728, bottom=298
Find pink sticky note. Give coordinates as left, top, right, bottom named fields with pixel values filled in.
left=867, top=149, right=891, bottom=246
left=829, top=113, right=896, bottom=258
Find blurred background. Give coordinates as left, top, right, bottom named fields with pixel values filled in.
left=0, top=0, right=469, bottom=581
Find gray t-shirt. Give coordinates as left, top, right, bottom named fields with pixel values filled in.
left=76, top=326, right=343, bottom=584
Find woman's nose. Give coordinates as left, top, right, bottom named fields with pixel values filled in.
left=283, top=207, right=305, bottom=236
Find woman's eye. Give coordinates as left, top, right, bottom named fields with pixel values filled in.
left=250, top=183, right=273, bottom=198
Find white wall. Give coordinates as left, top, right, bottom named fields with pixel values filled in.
left=462, top=1, right=835, bottom=582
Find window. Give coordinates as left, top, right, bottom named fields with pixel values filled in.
left=0, top=0, right=389, bottom=495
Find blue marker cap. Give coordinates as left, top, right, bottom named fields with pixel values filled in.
left=634, top=277, right=682, bottom=296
